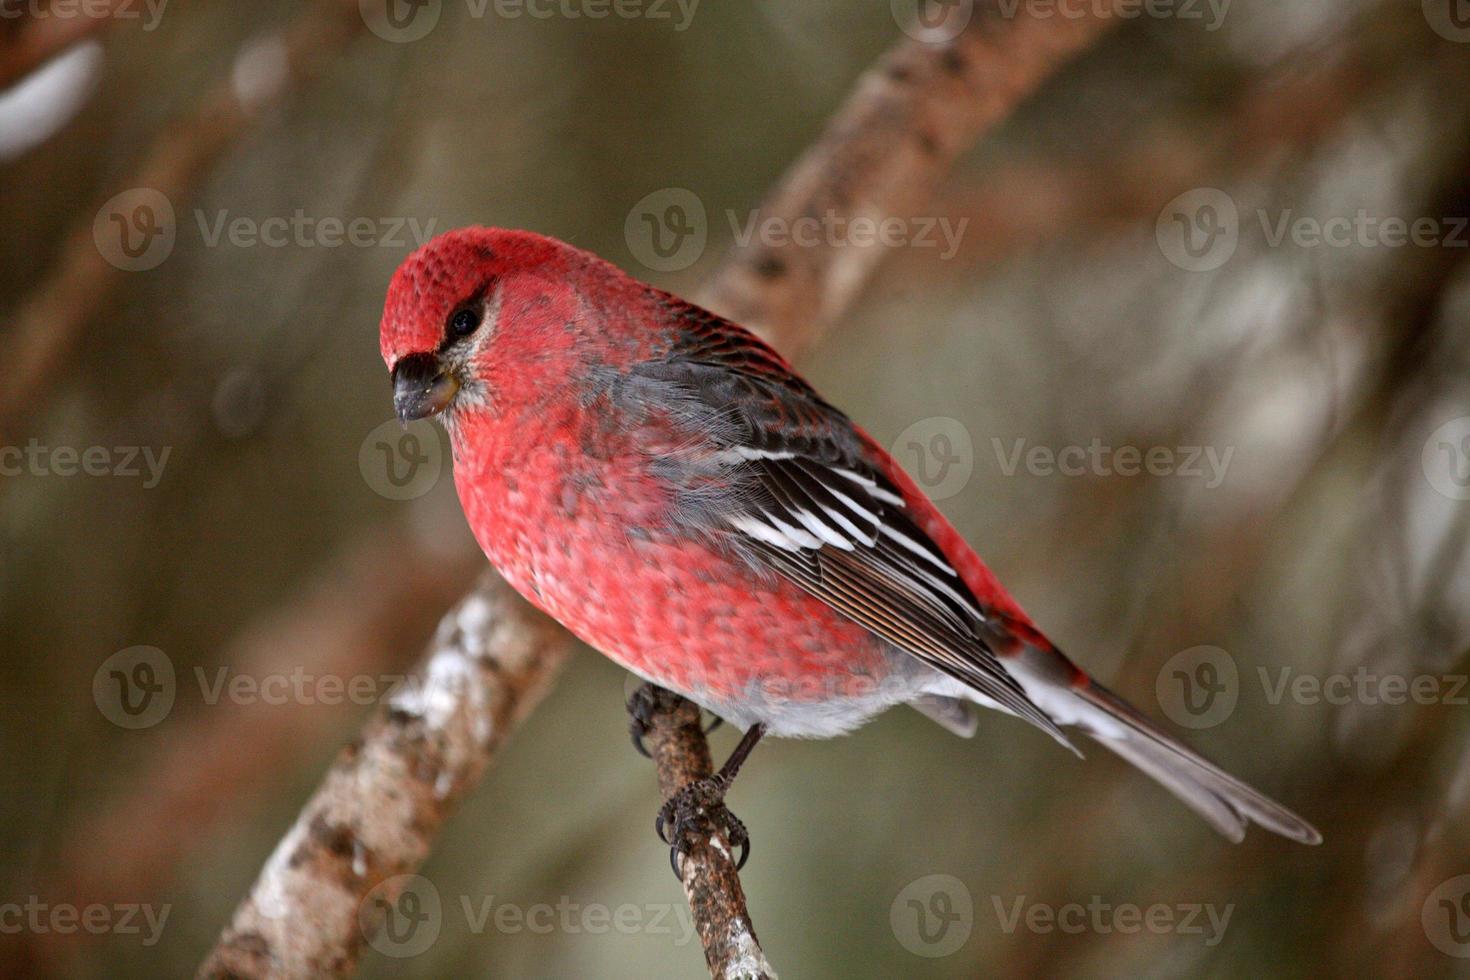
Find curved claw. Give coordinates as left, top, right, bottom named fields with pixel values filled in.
left=653, top=778, right=751, bottom=879
left=703, top=713, right=723, bottom=735
left=630, top=727, right=652, bottom=759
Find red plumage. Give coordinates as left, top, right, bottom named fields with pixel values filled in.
left=381, top=226, right=1320, bottom=846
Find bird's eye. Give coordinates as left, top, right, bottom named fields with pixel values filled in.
left=448, top=307, right=482, bottom=338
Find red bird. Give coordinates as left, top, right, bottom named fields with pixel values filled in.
left=380, top=227, right=1320, bottom=864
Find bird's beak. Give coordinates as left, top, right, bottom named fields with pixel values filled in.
left=392, top=352, right=460, bottom=423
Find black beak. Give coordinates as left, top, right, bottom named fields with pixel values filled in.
left=392, top=352, right=460, bottom=423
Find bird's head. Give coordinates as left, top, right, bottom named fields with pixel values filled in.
left=379, top=226, right=639, bottom=425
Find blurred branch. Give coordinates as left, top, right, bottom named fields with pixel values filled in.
left=41, top=528, right=477, bottom=921
left=201, top=6, right=1118, bottom=976
left=0, top=0, right=375, bottom=444
left=0, top=0, right=118, bottom=91
left=914, top=43, right=1387, bottom=272
left=699, top=0, right=1119, bottom=357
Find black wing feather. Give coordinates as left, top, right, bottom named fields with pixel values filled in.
left=628, top=295, right=1069, bottom=745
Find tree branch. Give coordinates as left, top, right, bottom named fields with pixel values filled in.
left=698, top=0, right=1119, bottom=355
left=640, top=688, right=774, bottom=980
left=201, top=4, right=1118, bottom=976
left=0, top=0, right=376, bottom=444
left=198, top=574, right=576, bottom=979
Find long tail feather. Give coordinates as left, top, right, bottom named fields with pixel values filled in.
left=1072, top=681, right=1322, bottom=845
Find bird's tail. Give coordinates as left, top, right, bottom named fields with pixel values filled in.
left=1063, top=674, right=1321, bottom=845
left=960, top=632, right=1321, bottom=845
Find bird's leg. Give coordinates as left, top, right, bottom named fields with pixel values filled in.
left=656, top=723, right=765, bottom=874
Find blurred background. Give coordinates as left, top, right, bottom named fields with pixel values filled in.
left=3, top=0, right=1470, bottom=976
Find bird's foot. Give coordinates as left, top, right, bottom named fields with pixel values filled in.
left=655, top=773, right=750, bottom=877
left=626, top=681, right=722, bottom=758
left=626, top=682, right=666, bottom=759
